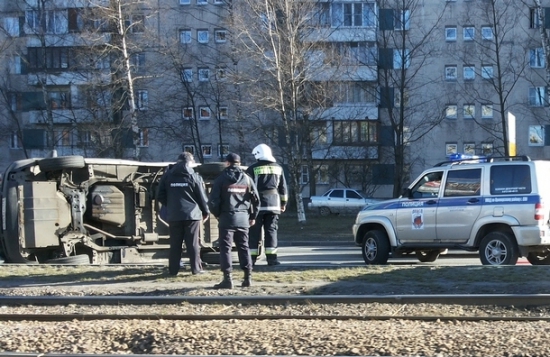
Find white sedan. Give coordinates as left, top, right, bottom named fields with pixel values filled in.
left=308, top=188, right=381, bottom=216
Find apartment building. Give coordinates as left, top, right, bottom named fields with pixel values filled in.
left=0, top=0, right=549, bottom=198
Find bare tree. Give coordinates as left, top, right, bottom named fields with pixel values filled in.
left=229, top=0, right=381, bottom=221
left=378, top=0, right=449, bottom=197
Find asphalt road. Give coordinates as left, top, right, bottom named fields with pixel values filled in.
left=261, top=245, right=532, bottom=266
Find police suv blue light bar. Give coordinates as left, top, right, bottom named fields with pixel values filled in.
left=447, top=153, right=487, bottom=162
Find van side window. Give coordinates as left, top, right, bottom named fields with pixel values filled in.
left=444, top=169, right=481, bottom=197
left=490, top=165, right=531, bottom=194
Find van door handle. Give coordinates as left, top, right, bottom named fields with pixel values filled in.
left=468, top=198, right=480, bottom=204
left=426, top=200, right=437, bottom=205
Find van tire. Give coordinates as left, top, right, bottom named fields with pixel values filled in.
left=195, top=162, right=226, bottom=178
left=361, top=230, right=390, bottom=265
left=39, top=156, right=86, bottom=172
left=479, top=231, right=519, bottom=266
left=46, top=254, right=91, bottom=265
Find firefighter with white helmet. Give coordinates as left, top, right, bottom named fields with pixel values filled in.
left=246, top=144, right=288, bottom=266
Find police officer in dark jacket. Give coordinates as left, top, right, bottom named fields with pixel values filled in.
left=157, top=152, right=210, bottom=276
left=208, top=153, right=260, bottom=289
left=246, top=143, right=288, bottom=266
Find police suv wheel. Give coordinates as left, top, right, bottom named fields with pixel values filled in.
left=361, top=230, right=390, bottom=265
left=526, top=249, right=550, bottom=265
left=479, top=231, right=519, bottom=266
left=38, top=156, right=86, bottom=172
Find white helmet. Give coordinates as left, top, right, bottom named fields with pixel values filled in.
left=252, top=143, right=276, bottom=162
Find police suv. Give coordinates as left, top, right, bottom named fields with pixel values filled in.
left=352, top=155, right=550, bottom=266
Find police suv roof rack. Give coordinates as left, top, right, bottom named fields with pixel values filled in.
left=434, top=154, right=531, bottom=167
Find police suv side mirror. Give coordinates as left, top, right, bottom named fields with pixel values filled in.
left=401, top=188, right=412, bottom=199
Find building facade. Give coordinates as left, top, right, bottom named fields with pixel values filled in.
left=0, top=0, right=549, bottom=199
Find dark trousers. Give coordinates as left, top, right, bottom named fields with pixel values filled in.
left=249, top=213, right=279, bottom=256
left=168, top=220, right=202, bottom=275
left=219, top=226, right=252, bottom=273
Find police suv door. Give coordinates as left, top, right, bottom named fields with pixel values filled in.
left=435, top=168, right=482, bottom=241
left=395, top=171, right=443, bottom=242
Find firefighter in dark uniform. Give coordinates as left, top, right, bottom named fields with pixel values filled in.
left=246, top=143, right=288, bottom=266
left=208, top=153, right=260, bottom=289
left=157, top=152, right=210, bottom=276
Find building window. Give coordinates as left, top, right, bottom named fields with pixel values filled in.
left=464, top=143, right=475, bottom=155
left=201, top=145, right=212, bottom=157
left=214, top=0, right=224, bottom=4
left=481, top=104, right=493, bottom=119
left=481, top=26, right=493, bottom=40
left=445, top=65, right=457, bottom=81
left=9, top=56, right=21, bottom=74
left=530, top=8, right=542, bottom=29
left=180, top=30, right=191, bottom=44
left=197, top=0, right=208, bottom=4
left=395, top=9, right=410, bottom=30
left=300, top=165, right=309, bottom=184
left=529, top=87, right=546, bottom=107
left=446, top=143, right=458, bottom=156
left=215, top=29, right=227, bottom=43
left=5, top=17, right=20, bottom=37
left=49, top=90, right=70, bottom=109
left=334, top=42, right=377, bottom=66
left=218, top=106, right=228, bottom=119
left=529, top=125, right=545, bottom=146
left=130, top=53, right=145, bottom=73
left=54, top=128, right=72, bottom=147
left=183, top=145, right=195, bottom=154
left=27, top=47, right=69, bottom=70
left=183, top=107, right=194, bottom=119
left=530, top=48, right=545, bottom=68
left=446, top=105, right=457, bottom=119
left=78, top=130, right=92, bottom=147
left=182, top=68, right=193, bottom=82
left=136, top=90, right=148, bottom=111
left=180, top=0, right=191, bottom=4
left=481, top=142, right=493, bottom=155
left=445, top=27, right=457, bottom=41
left=481, top=65, right=493, bottom=79
left=463, top=104, right=475, bottom=119
left=333, top=120, right=377, bottom=144
left=199, top=106, right=211, bottom=119
left=10, top=131, right=20, bottom=149
left=138, top=128, right=149, bottom=147
left=463, top=65, right=475, bottom=80
left=8, top=93, right=20, bottom=111
left=197, top=29, right=209, bottom=43
left=198, top=68, right=210, bottom=81
left=125, top=14, right=144, bottom=33
left=393, top=48, right=410, bottom=69
left=317, top=165, right=329, bottom=184
left=218, top=144, right=229, bottom=157
left=330, top=2, right=376, bottom=28
left=463, top=26, right=475, bottom=41
left=26, top=10, right=68, bottom=34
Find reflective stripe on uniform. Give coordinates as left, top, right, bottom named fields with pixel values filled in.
left=250, top=249, right=259, bottom=256
left=265, top=247, right=278, bottom=254
left=253, top=165, right=283, bottom=175
left=260, top=206, right=282, bottom=211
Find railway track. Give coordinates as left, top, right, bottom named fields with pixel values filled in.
left=1, top=294, right=550, bottom=323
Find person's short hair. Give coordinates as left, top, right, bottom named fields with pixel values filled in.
left=178, top=151, right=194, bottom=163
left=225, top=153, right=241, bottom=164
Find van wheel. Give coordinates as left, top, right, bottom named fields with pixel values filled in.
left=39, top=156, right=85, bottom=172
left=361, top=230, right=390, bottom=265
left=527, top=249, right=550, bottom=265
left=195, top=162, right=226, bottom=178
left=415, top=250, right=440, bottom=263
left=46, top=254, right=91, bottom=265
left=479, top=231, right=519, bottom=266
left=319, top=207, right=331, bottom=216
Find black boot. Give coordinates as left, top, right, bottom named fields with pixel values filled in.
left=251, top=256, right=257, bottom=267
left=266, top=254, right=281, bottom=266
left=241, top=270, right=252, bottom=288
left=214, top=272, right=233, bottom=289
